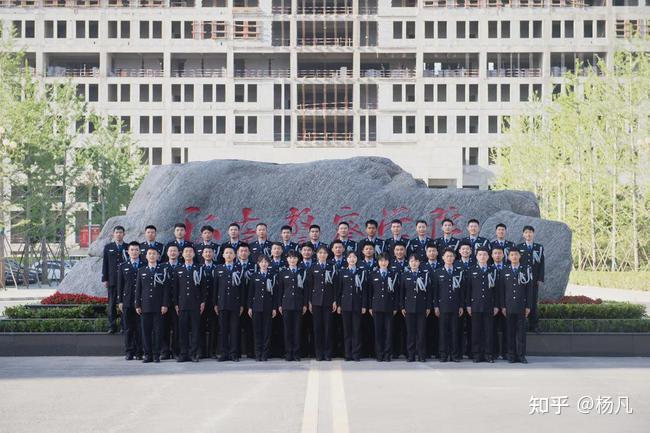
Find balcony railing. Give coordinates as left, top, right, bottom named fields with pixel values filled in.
left=487, top=68, right=541, bottom=77
left=298, top=68, right=353, bottom=78
left=358, top=5, right=378, bottom=14
left=46, top=66, right=100, bottom=77
left=234, top=69, right=290, bottom=78
left=550, top=66, right=602, bottom=77
left=423, top=68, right=479, bottom=78
left=271, top=4, right=291, bottom=13
left=297, top=5, right=352, bottom=14
left=421, top=0, right=584, bottom=7
left=296, top=101, right=353, bottom=110
left=361, top=68, right=416, bottom=78
left=171, top=68, right=225, bottom=77
left=297, top=37, right=353, bottom=47
left=297, top=132, right=354, bottom=143
left=109, top=68, right=164, bottom=77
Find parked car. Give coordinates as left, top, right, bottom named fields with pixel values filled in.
left=2, top=259, right=38, bottom=286
left=32, top=260, right=74, bottom=281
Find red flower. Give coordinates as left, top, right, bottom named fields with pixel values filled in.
left=41, top=291, right=108, bottom=305
left=540, top=295, right=602, bottom=305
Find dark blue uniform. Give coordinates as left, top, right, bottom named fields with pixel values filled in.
left=199, top=261, right=218, bottom=358
left=336, top=266, right=366, bottom=360
left=195, top=241, right=221, bottom=265
left=277, top=267, right=307, bottom=360
left=306, top=262, right=337, bottom=360
left=174, top=263, right=206, bottom=360
left=249, top=239, right=273, bottom=263
left=161, top=260, right=182, bottom=358
left=465, top=264, right=499, bottom=361
left=102, top=241, right=128, bottom=332
left=357, top=237, right=385, bottom=258
left=499, top=265, right=534, bottom=362
left=247, top=270, right=277, bottom=360
left=213, top=263, right=245, bottom=361
left=139, top=241, right=164, bottom=263
left=117, top=259, right=145, bottom=358
left=407, top=237, right=434, bottom=262
left=461, top=236, right=492, bottom=257
left=368, top=269, right=399, bottom=361
left=400, top=268, right=432, bottom=361
left=434, top=236, right=461, bottom=259
left=433, top=265, right=466, bottom=361
left=136, top=263, right=171, bottom=361
left=281, top=241, right=299, bottom=258
left=162, top=239, right=194, bottom=263
left=516, top=242, right=545, bottom=331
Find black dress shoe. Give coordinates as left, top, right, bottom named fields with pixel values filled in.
left=154, top=357, right=160, bottom=363
left=285, top=356, right=293, bottom=362
left=161, top=353, right=171, bottom=360
left=407, top=357, right=415, bottom=362
left=191, top=356, right=200, bottom=362
left=135, top=355, right=143, bottom=361
left=293, top=357, right=301, bottom=362
left=261, top=356, right=268, bottom=361
left=452, top=357, right=461, bottom=362
left=177, top=356, right=188, bottom=363
left=508, top=358, right=516, bottom=363
left=107, top=329, right=116, bottom=334
left=377, top=357, right=384, bottom=362
left=325, top=357, right=331, bottom=361
left=218, top=356, right=229, bottom=362
left=473, top=358, right=480, bottom=363
left=125, top=354, right=133, bottom=361
left=232, top=356, right=240, bottom=362
left=486, top=356, right=495, bottom=363
left=439, top=357, right=448, bottom=363
left=142, top=357, right=153, bottom=363
left=344, top=357, right=352, bottom=361
left=519, top=356, right=528, bottom=364
left=353, top=357, right=361, bottom=362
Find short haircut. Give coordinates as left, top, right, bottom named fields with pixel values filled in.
left=286, top=250, right=300, bottom=259
left=256, top=222, right=267, bottom=229
left=425, top=242, right=437, bottom=250
left=408, top=253, right=421, bottom=262
left=182, top=245, right=194, bottom=252
left=360, top=240, right=375, bottom=250
left=200, top=225, right=214, bottom=233
left=476, top=247, right=490, bottom=254
left=496, top=223, right=507, bottom=230
left=221, top=245, right=235, bottom=254
left=257, top=254, right=270, bottom=264
left=390, top=219, right=402, bottom=226
left=300, top=242, right=314, bottom=250
left=491, top=245, right=504, bottom=252
left=271, top=241, right=283, bottom=248
left=459, top=240, right=472, bottom=249
left=467, top=218, right=480, bottom=226
left=523, top=225, right=535, bottom=232
left=346, top=250, right=358, bottom=259
left=378, top=252, right=391, bottom=262
left=338, top=221, right=349, bottom=228
left=202, top=244, right=214, bottom=251
left=238, top=242, right=249, bottom=250
left=114, top=225, right=125, bottom=232
left=280, top=225, right=292, bottom=232
left=443, top=247, right=456, bottom=256
left=146, top=246, right=160, bottom=253
left=393, top=241, right=406, bottom=249
left=509, top=249, right=522, bottom=255
left=166, top=244, right=179, bottom=251
left=309, top=224, right=321, bottom=231
left=441, top=218, right=454, bottom=226
left=144, top=225, right=157, bottom=232
left=229, top=222, right=241, bottom=230
left=415, top=219, right=427, bottom=226
left=330, top=239, right=343, bottom=247
left=128, top=241, right=140, bottom=248
left=365, top=219, right=378, bottom=228
left=174, top=223, right=186, bottom=229
left=316, top=245, right=330, bottom=254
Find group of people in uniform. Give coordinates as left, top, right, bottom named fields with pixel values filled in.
left=102, top=217, right=545, bottom=364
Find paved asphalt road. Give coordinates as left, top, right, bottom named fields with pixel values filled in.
left=1, top=356, right=648, bottom=433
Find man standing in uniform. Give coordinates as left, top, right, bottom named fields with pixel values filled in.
left=407, top=220, right=433, bottom=262
left=434, top=219, right=461, bottom=259
left=279, top=225, right=299, bottom=258
left=161, top=244, right=181, bottom=359
left=516, top=225, right=545, bottom=333
left=214, top=245, right=245, bottom=362
left=249, top=223, right=273, bottom=264
left=462, top=219, right=492, bottom=257
left=139, top=225, right=164, bottom=263
left=433, top=248, right=465, bottom=362
left=174, top=246, right=206, bottom=362
left=117, top=241, right=145, bottom=360
left=163, top=223, right=194, bottom=263
left=199, top=245, right=218, bottom=358
left=195, top=225, right=221, bottom=266
left=499, top=249, right=533, bottom=363
left=277, top=251, right=308, bottom=361
left=102, top=225, right=128, bottom=334
left=336, top=221, right=357, bottom=254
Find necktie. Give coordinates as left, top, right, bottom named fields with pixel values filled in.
left=227, top=264, right=232, bottom=272
left=321, top=263, right=326, bottom=270
left=528, top=244, right=533, bottom=251
left=513, top=267, right=518, bottom=274
left=261, top=273, right=266, bottom=279
left=132, top=262, right=137, bottom=270
left=447, top=268, right=452, bottom=276
left=292, top=268, right=296, bottom=275
left=186, top=265, right=191, bottom=271
left=381, top=271, right=386, bottom=279
left=482, top=267, right=487, bottom=273
left=149, top=267, right=155, bottom=274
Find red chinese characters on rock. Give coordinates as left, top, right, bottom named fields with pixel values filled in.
left=182, top=205, right=464, bottom=242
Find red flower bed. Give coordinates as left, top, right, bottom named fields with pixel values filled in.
left=41, top=291, right=108, bottom=305
left=540, top=295, right=603, bottom=305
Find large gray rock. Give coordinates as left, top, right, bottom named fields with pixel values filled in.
left=61, top=157, right=569, bottom=298
left=480, top=211, right=573, bottom=300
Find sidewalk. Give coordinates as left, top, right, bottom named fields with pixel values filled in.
left=0, top=287, right=57, bottom=316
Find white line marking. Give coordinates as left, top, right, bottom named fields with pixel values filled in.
left=330, top=362, right=350, bottom=433
left=301, top=361, right=319, bottom=433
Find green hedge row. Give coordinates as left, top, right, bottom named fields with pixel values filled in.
left=0, top=318, right=114, bottom=333
left=4, top=305, right=106, bottom=319
left=538, top=319, right=650, bottom=333
left=538, top=302, right=646, bottom=319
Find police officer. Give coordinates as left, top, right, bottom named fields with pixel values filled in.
left=335, top=221, right=357, bottom=254
left=455, top=240, right=475, bottom=358
left=383, top=219, right=411, bottom=261
left=499, top=249, right=534, bottom=363
left=306, top=245, right=337, bottom=361
left=163, top=223, right=194, bottom=263
left=102, top=225, right=128, bottom=334
left=329, top=239, right=347, bottom=357
left=329, top=240, right=348, bottom=270
left=117, top=241, right=145, bottom=360
left=516, top=225, right=545, bottom=333
left=139, top=225, right=164, bottom=263
left=235, top=243, right=255, bottom=359
left=357, top=240, right=378, bottom=359
left=491, top=223, right=516, bottom=263
left=195, top=225, right=221, bottom=266
left=279, top=225, right=300, bottom=258
left=434, top=218, right=461, bottom=259
left=161, top=244, right=182, bottom=359
left=465, top=247, right=499, bottom=363
left=462, top=219, right=492, bottom=257
left=433, top=248, right=465, bottom=362
left=214, top=245, right=245, bottom=362
left=136, top=246, right=170, bottom=363
left=490, top=245, right=508, bottom=360
left=249, top=223, right=273, bottom=264
left=357, top=219, right=384, bottom=258
left=199, top=245, right=218, bottom=358
left=277, top=251, right=308, bottom=361
left=174, top=245, right=206, bottom=362
left=269, top=242, right=288, bottom=272
left=390, top=241, right=408, bottom=359
left=400, top=254, right=432, bottom=362
left=367, top=253, right=399, bottom=362
left=336, top=251, right=366, bottom=361
left=407, top=220, right=434, bottom=262
left=307, top=225, right=328, bottom=254
left=247, top=255, right=277, bottom=361
left=221, top=223, right=242, bottom=257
